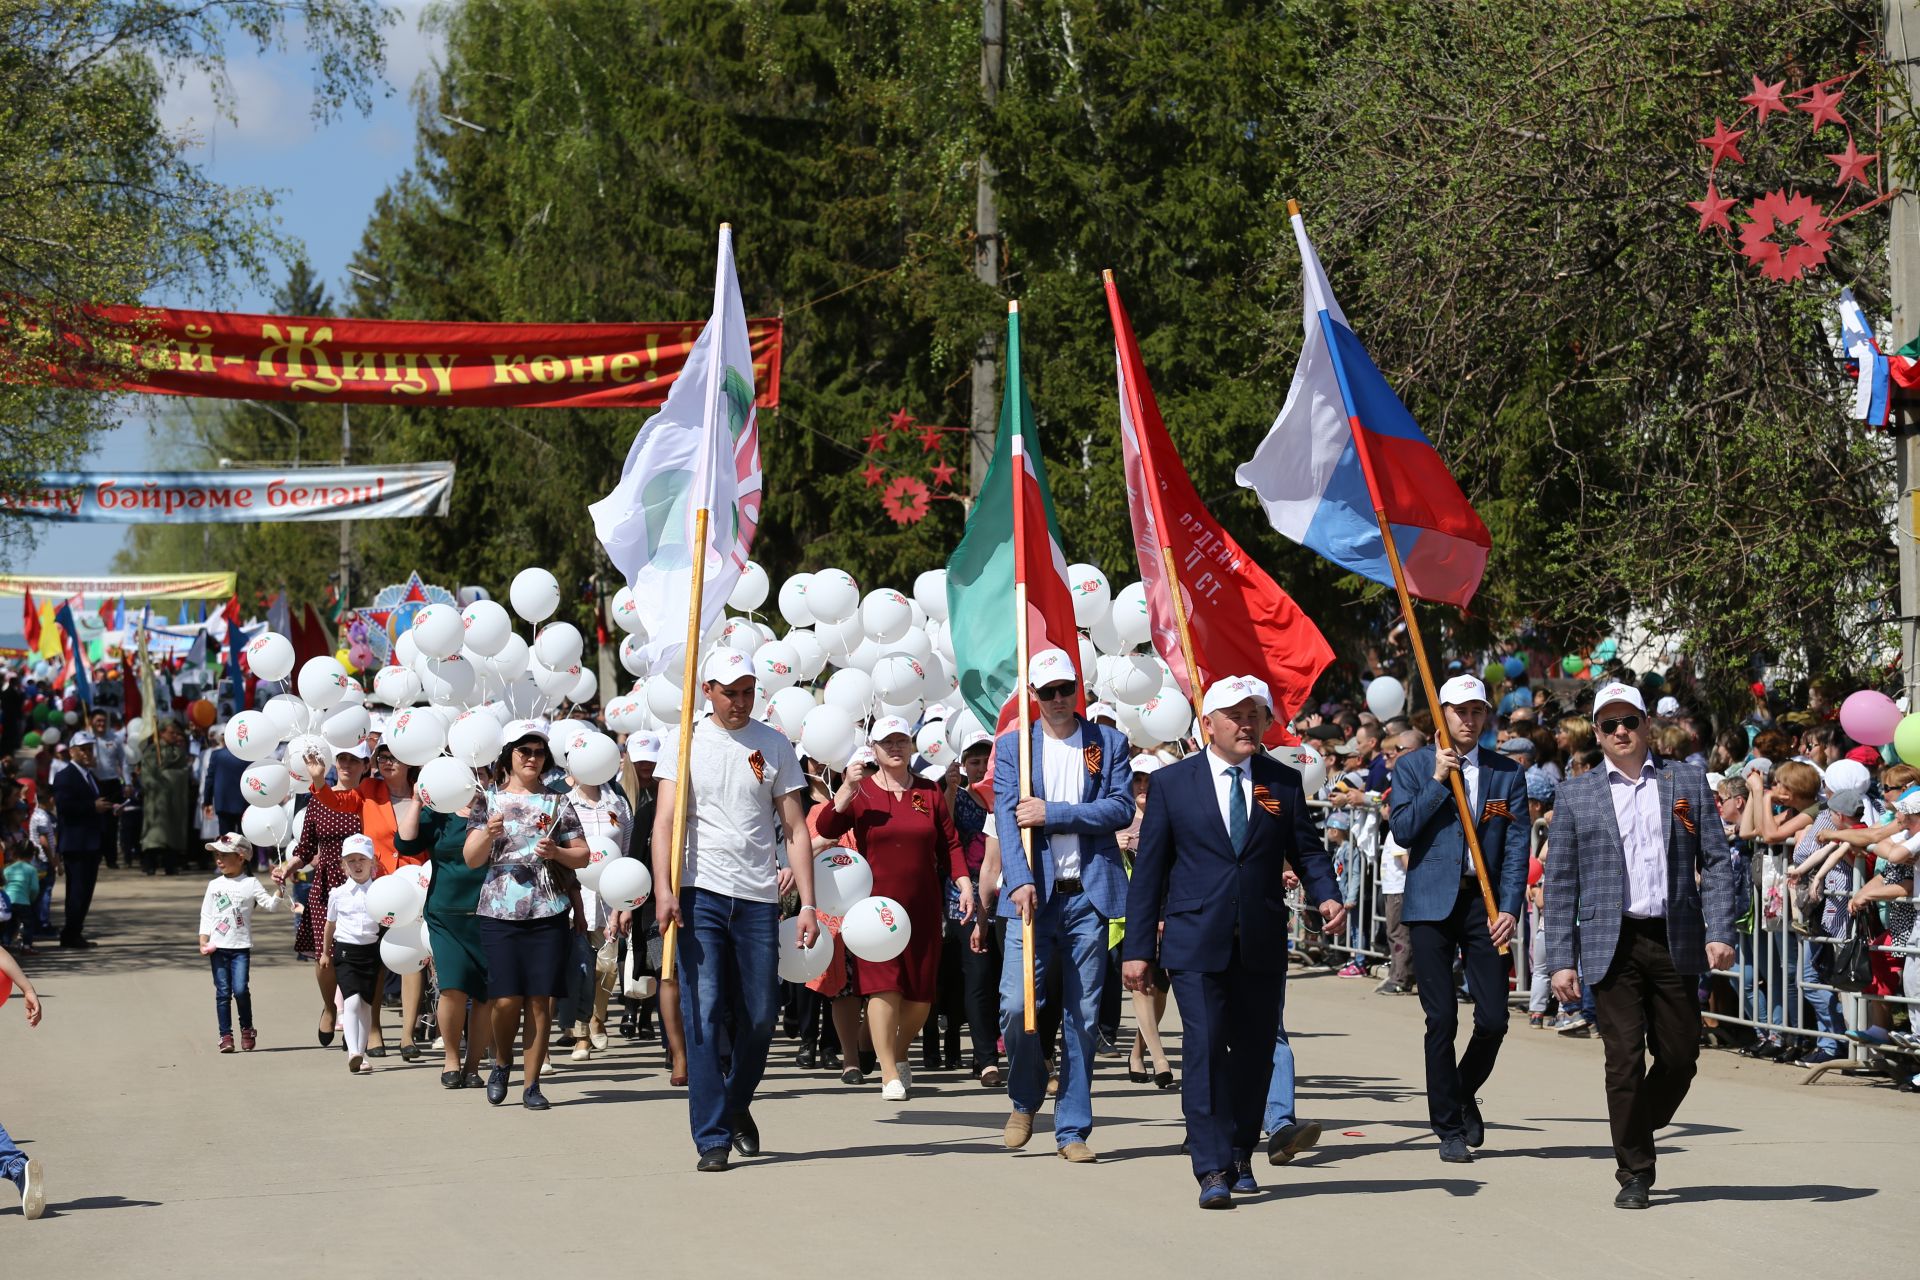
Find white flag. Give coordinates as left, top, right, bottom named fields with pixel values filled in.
left=590, top=226, right=763, bottom=674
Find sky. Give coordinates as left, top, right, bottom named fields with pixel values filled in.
left=18, top=4, right=445, bottom=580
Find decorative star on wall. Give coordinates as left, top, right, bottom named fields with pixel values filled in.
left=1697, top=118, right=1746, bottom=167
left=1740, top=74, right=1790, bottom=127
left=1688, top=181, right=1737, bottom=234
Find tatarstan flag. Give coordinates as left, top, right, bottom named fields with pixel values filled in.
left=947, top=302, right=1082, bottom=731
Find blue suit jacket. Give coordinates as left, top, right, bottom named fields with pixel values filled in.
left=1123, top=750, right=1340, bottom=973
left=51, top=762, right=104, bottom=854
left=1542, top=758, right=1737, bottom=982
left=201, top=746, right=247, bottom=814
left=1388, top=746, right=1530, bottom=922
left=993, top=717, right=1134, bottom=920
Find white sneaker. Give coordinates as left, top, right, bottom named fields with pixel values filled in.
left=570, top=1040, right=592, bottom=1064
left=20, top=1158, right=44, bottom=1221
left=881, top=1077, right=908, bottom=1102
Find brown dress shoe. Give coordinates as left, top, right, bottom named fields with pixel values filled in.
left=1003, top=1111, right=1034, bottom=1149
left=1057, top=1142, right=1097, bottom=1163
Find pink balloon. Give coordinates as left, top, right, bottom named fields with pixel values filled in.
left=1840, top=690, right=1902, bottom=747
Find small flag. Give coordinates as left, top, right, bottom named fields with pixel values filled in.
left=53, top=596, right=94, bottom=706
left=1838, top=288, right=1891, bottom=425
left=21, top=586, right=40, bottom=652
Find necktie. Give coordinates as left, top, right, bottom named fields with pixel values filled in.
left=1227, top=766, right=1247, bottom=854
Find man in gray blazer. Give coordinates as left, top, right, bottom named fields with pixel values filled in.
left=1543, top=682, right=1737, bottom=1209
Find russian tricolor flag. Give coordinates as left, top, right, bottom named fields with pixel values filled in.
left=1237, top=208, right=1490, bottom=609
left=1839, top=288, right=1891, bottom=427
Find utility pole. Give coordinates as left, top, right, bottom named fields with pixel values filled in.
left=339, top=404, right=352, bottom=612
left=969, top=0, right=1004, bottom=498
left=1893, top=0, right=1920, bottom=705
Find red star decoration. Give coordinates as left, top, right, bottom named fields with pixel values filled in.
left=880, top=475, right=932, bottom=525
left=888, top=407, right=916, bottom=433
left=1737, top=189, right=1831, bottom=282
left=862, top=462, right=886, bottom=488
left=1740, top=74, right=1790, bottom=127
left=1826, top=137, right=1877, bottom=188
left=929, top=460, right=957, bottom=487
left=1697, top=118, right=1746, bottom=168
left=862, top=429, right=888, bottom=453
left=1687, top=181, right=1738, bottom=234
left=917, top=427, right=945, bottom=453
left=1798, top=83, right=1845, bottom=133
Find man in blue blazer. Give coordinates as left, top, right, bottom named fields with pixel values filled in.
left=993, top=647, right=1135, bottom=1164
left=1388, top=674, right=1528, bottom=1165
left=1544, top=682, right=1736, bottom=1209
left=52, top=732, right=113, bottom=948
left=1124, top=676, right=1343, bottom=1209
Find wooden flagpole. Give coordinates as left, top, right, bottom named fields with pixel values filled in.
left=1007, top=299, right=1037, bottom=1034
left=1286, top=200, right=1503, bottom=949
left=658, top=508, right=710, bottom=985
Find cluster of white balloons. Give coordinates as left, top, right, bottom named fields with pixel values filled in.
left=777, top=848, right=911, bottom=982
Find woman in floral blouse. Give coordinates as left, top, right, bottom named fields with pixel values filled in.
left=462, top=721, right=589, bottom=1111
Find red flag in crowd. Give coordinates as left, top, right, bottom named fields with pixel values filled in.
left=21, top=585, right=40, bottom=651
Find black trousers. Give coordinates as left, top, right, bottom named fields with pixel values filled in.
left=1408, top=878, right=1510, bottom=1141
left=1591, top=916, right=1700, bottom=1186
left=1170, top=941, right=1285, bottom=1180
left=61, top=851, right=102, bottom=944
left=98, top=780, right=125, bottom=865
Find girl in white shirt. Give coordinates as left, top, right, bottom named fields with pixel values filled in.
left=326, top=836, right=383, bottom=1074
left=198, top=833, right=285, bottom=1053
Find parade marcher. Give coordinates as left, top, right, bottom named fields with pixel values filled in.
left=993, top=647, right=1133, bottom=1164
left=464, top=721, right=590, bottom=1111
left=1387, top=674, right=1528, bottom=1165
left=1544, top=682, right=1738, bottom=1209
left=559, top=764, right=630, bottom=1062
left=51, top=731, right=111, bottom=948
left=86, top=710, right=127, bottom=869
left=274, top=743, right=376, bottom=1044
left=1116, top=755, right=1174, bottom=1090
left=652, top=648, right=819, bottom=1172
left=1124, top=676, right=1343, bottom=1208
left=397, top=779, right=493, bottom=1090
left=197, top=831, right=285, bottom=1052
left=138, top=717, right=195, bottom=876
left=198, top=725, right=247, bottom=851
left=816, top=716, right=974, bottom=1101
left=327, top=835, right=384, bottom=1075
left=0, top=942, right=45, bottom=1219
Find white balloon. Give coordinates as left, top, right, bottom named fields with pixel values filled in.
left=877, top=696, right=923, bottom=723
left=844, top=638, right=882, bottom=673
left=283, top=733, right=331, bottom=789
left=872, top=652, right=928, bottom=704
left=567, top=669, right=598, bottom=705
left=567, top=732, right=621, bottom=785
left=530, top=658, right=580, bottom=700
left=766, top=686, right=816, bottom=743
left=777, top=915, right=834, bottom=983
left=379, top=919, right=431, bottom=975
left=548, top=719, right=592, bottom=765
left=912, top=569, right=950, bottom=622
left=244, top=631, right=295, bottom=682
left=720, top=617, right=760, bottom=654
left=1365, top=676, right=1407, bottom=720
left=1295, top=744, right=1328, bottom=795
left=807, top=569, right=860, bottom=625
left=892, top=625, right=934, bottom=667
left=610, top=586, right=648, bottom=637
left=296, top=656, right=352, bottom=712
left=786, top=629, right=827, bottom=680
left=841, top=895, right=912, bottom=962
left=385, top=707, right=447, bottom=766
left=602, top=694, right=644, bottom=735
left=644, top=674, right=682, bottom=722
left=394, top=630, right=421, bottom=671
left=753, top=640, right=802, bottom=692
left=729, top=561, right=770, bottom=612
left=823, top=668, right=875, bottom=717
left=420, top=654, right=477, bottom=706
left=487, top=633, right=531, bottom=684
left=242, top=804, right=290, bottom=847
left=813, top=847, right=875, bottom=917
left=336, top=680, right=367, bottom=709
left=367, top=874, right=425, bottom=929
left=800, top=704, right=860, bottom=770
left=945, top=707, right=987, bottom=755
left=777, top=573, right=817, bottom=628
left=224, top=710, right=280, bottom=763
left=860, top=588, right=913, bottom=645
left=1078, top=636, right=1101, bottom=690
left=509, top=567, right=561, bottom=623
left=240, top=762, right=291, bottom=808
left=416, top=757, right=478, bottom=813
left=1088, top=608, right=1127, bottom=656
left=531, top=622, right=582, bottom=672
left=410, top=603, right=465, bottom=660
left=460, top=598, right=514, bottom=657
left=1111, top=654, right=1164, bottom=705
left=1112, top=583, right=1152, bottom=650
left=816, top=614, right=865, bottom=661
left=372, top=665, right=422, bottom=708
left=448, top=712, right=503, bottom=767
left=320, top=703, right=370, bottom=749
left=1067, top=563, right=1113, bottom=629
left=597, top=856, right=653, bottom=912
left=578, top=838, right=623, bottom=893
left=38, top=726, right=59, bottom=746
left=619, top=633, right=649, bottom=677
left=1139, top=693, right=1193, bottom=745
left=261, top=693, right=307, bottom=740
left=915, top=719, right=950, bottom=759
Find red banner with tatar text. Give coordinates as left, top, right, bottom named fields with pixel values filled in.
left=11, top=303, right=782, bottom=409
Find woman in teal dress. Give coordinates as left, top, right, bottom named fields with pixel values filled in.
left=396, top=786, right=493, bottom=1089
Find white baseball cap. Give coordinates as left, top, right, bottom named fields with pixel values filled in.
left=1026, top=647, right=1077, bottom=689
left=1438, top=674, right=1489, bottom=707
left=1084, top=700, right=1118, bottom=725
left=68, top=730, right=96, bottom=748
left=1895, top=790, right=1920, bottom=817
left=868, top=715, right=915, bottom=743
left=1202, top=676, right=1272, bottom=717
left=335, top=739, right=372, bottom=760
left=1130, top=754, right=1163, bottom=776
left=700, top=647, right=755, bottom=686
left=1592, top=682, right=1647, bottom=717
left=914, top=755, right=949, bottom=781
left=341, top=834, right=377, bottom=861
left=1655, top=695, right=1680, bottom=717
left=626, top=731, right=662, bottom=764
left=502, top=718, right=550, bottom=744
left=960, top=730, right=994, bottom=754
left=1824, top=758, right=1872, bottom=797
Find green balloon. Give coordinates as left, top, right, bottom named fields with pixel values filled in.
left=1896, top=713, right=1920, bottom=767
left=1482, top=662, right=1504, bottom=686
left=33, top=704, right=52, bottom=724
left=21, top=732, right=40, bottom=748
left=1561, top=654, right=1583, bottom=675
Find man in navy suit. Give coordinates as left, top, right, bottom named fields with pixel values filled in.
left=993, top=647, right=1135, bottom=1164
left=1124, top=676, right=1343, bottom=1209
left=51, top=731, right=114, bottom=948
left=1388, top=674, right=1528, bottom=1165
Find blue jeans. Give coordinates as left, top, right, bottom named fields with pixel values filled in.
left=209, top=948, right=253, bottom=1037
left=998, top=890, right=1106, bottom=1147
left=1263, top=978, right=1296, bottom=1134
left=1800, top=939, right=1846, bottom=1054
left=0, top=1118, right=23, bottom=1191
left=674, top=887, right=779, bottom=1155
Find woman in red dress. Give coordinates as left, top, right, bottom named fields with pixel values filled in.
left=816, top=717, right=974, bottom=1101
left=273, top=741, right=377, bottom=1047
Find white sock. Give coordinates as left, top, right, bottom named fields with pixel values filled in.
left=344, top=995, right=370, bottom=1060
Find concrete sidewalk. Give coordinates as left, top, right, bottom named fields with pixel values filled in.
left=1, top=870, right=1908, bottom=1277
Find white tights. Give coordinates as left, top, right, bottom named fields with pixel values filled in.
left=343, top=994, right=372, bottom=1061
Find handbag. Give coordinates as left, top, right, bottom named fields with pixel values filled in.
left=1831, top=917, right=1874, bottom=993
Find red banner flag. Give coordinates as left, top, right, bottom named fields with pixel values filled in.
left=20, top=585, right=39, bottom=652
left=11, top=303, right=783, bottom=409
left=1105, top=275, right=1333, bottom=738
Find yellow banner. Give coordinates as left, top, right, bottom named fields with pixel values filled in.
left=0, top=572, right=237, bottom=600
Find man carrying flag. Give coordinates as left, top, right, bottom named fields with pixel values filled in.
left=950, top=303, right=1131, bottom=1165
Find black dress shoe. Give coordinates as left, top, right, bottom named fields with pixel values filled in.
left=1197, top=1171, right=1234, bottom=1209
left=796, top=1046, right=817, bottom=1070
left=522, top=1086, right=551, bottom=1111
left=1438, top=1137, right=1473, bottom=1164
left=400, top=1044, right=422, bottom=1063
left=697, top=1146, right=731, bottom=1172
left=464, top=1070, right=485, bottom=1089
left=486, top=1066, right=509, bottom=1106
left=1231, top=1159, right=1258, bottom=1194
left=730, top=1109, right=761, bottom=1157
left=1266, top=1119, right=1323, bottom=1166
left=1464, top=1101, right=1486, bottom=1149
left=1614, top=1175, right=1652, bottom=1209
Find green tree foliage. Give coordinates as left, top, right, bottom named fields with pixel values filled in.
left=0, top=0, right=389, bottom=555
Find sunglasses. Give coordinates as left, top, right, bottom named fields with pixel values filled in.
left=1598, top=715, right=1643, bottom=735
left=1035, top=682, right=1077, bottom=702
left=512, top=743, right=547, bottom=758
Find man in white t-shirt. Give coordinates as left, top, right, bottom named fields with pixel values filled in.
left=653, top=648, right=818, bottom=1172
left=991, top=647, right=1134, bottom=1164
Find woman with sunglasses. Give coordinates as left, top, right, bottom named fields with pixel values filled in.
left=463, top=721, right=590, bottom=1110
left=816, top=716, right=975, bottom=1101
left=273, top=741, right=376, bottom=1047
